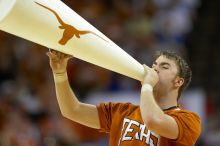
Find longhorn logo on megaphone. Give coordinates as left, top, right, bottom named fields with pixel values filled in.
left=0, top=0, right=144, bottom=81
left=35, top=2, right=108, bottom=45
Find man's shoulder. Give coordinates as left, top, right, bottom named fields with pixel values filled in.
left=98, top=102, right=139, bottom=112
left=166, top=108, right=201, bottom=121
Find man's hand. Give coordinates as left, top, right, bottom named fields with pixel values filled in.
left=47, top=50, right=72, bottom=74
left=142, top=64, right=159, bottom=87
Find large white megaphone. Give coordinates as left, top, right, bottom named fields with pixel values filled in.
left=0, top=0, right=145, bottom=81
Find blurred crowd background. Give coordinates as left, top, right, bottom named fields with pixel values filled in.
left=0, top=0, right=219, bottom=145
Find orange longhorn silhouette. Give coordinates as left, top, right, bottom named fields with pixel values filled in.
left=35, top=2, right=108, bottom=45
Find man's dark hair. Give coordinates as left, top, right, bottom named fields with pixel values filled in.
left=155, top=50, right=192, bottom=100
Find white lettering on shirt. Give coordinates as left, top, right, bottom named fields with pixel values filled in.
left=118, top=118, right=159, bottom=146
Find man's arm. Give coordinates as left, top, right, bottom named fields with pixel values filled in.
left=140, top=65, right=179, bottom=139
left=47, top=51, right=100, bottom=129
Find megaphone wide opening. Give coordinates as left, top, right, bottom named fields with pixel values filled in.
left=0, top=0, right=16, bottom=23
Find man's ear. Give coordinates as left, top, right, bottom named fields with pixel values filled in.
left=174, top=77, right=184, bottom=88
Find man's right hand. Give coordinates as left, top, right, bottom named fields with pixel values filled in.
left=47, top=50, right=72, bottom=74
left=142, top=64, right=159, bottom=87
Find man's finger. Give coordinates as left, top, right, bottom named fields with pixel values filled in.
left=47, top=52, right=59, bottom=61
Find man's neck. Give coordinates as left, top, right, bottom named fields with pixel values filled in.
left=154, top=90, right=178, bottom=110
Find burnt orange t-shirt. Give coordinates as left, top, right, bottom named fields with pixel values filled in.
left=97, top=102, right=201, bottom=146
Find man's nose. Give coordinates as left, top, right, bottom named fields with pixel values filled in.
left=153, top=65, right=159, bottom=73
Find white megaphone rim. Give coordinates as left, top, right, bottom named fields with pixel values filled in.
left=0, top=0, right=16, bottom=23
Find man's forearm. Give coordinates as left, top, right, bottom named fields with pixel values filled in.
left=54, top=72, right=80, bottom=116
left=140, top=84, right=164, bottom=128
left=53, top=72, right=100, bottom=129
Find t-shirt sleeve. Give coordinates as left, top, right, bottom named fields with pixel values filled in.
left=168, top=111, right=201, bottom=145
left=96, top=102, right=123, bottom=133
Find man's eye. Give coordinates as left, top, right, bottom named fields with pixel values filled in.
left=162, top=66, right=168, bottom=69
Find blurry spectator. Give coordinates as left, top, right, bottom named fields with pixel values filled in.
left=0, top=0, right=202, bottom=145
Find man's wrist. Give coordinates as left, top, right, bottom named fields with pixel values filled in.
left=53, top=72, right=68, bottom=83
left=141, top=83, right=153, bottom=92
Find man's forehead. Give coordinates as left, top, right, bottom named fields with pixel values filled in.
left=154, top=55, right=176, bottom=66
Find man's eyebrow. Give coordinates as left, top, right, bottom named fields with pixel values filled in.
left=153, top=61, right=171, bottom=65
left=153, top=61, right=171, bottom=67
left=160, top=62, right=171, bottom=66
